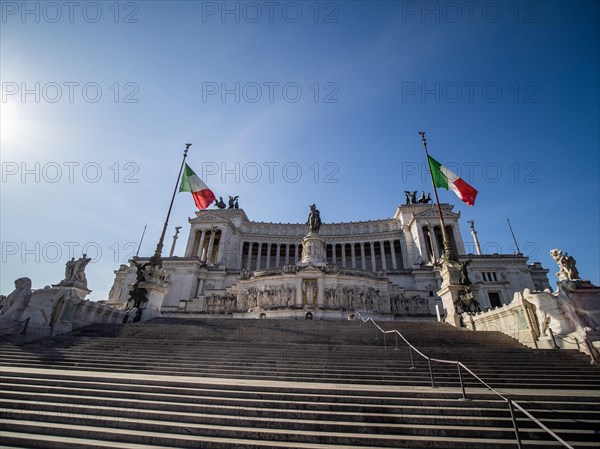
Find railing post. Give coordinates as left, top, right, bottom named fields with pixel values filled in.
left=408, top=346, right=415, bottom=369
left=584, top=338, right=599, bottom=364
left=428, top=358, right=436, bottom=388
left=457, top=362, right=467, bottom=400
left=394, top=332, right=399, bottom=350
left=507, top=399, right=523, bottom=449
left=548, top=328, right=559, bottom=349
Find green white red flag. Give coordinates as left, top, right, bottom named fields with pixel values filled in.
left=179, top=163, right=216, bottom=210
left=428, top=155, right=478, bottom=206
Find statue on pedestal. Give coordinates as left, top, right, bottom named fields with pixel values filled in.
left=306, top=204, right=322, bottom=234
left=61, top=255, right=92, bottom=288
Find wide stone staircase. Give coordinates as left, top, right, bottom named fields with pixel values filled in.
left=1, top=317, right=599, bottom=448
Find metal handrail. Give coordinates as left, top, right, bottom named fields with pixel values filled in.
left=548, top=328, right=599, bottom=364
left=355, top=312, right=575, bottom=449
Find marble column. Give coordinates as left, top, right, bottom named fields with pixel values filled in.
left=370, top=241, right=376, bottom=272
left=317, top=278, right=324, bottom=308
left=402, top=225, right=416, bottom=266
left=266, top=243, right=272, bottom=269
left=238, top=242, right=245, bottom=269
left=196, top=230, right=206, bottom=260
left=295, top=279, right=303, bottom=307
left=351, top=243, right=356, bottom=269
left=389, top=239, right=398, bottom=270
left=245, top=242, right=253, bottom=270
left=360, top=243, right=366, bottom=270
left=216, top=231, right=226, bottom=265
left=256, top=242, right=263, bottom=270
left=341, top=244, right=347, bottom=268
left=275, top=243, right=281, bottom=268
left=285, top=244, right=290, bottom=264
left=430, top=226, right=441, bottom=261
left=206, top=229, right=217, bottom=264
left=416, top=225, right=429, bottom=263
left=379, top=240, right=387, bottom=271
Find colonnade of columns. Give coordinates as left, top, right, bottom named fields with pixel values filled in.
left=240, top=239, right=404, bottom=272
left=193, top=228, right=222, bottom=265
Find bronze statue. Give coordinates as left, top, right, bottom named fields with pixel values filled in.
left=459, top=259, right=472, bottom=286
left=403, top=191, right=419, bottom=204
left=214, top=197, right=226, bottom=209
left=132, top=259, right=151, bottom=283
left=417, top=192, right=432, bottom=203
left=228, top=195, right=239, bottom=209
left=454, top=285, right=480, bottom=314
left=404, top=191, right=432, bottom=205
left=306, top=204, right=322, bottom=234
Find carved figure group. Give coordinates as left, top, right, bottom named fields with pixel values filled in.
left=550, top=249, right=580, bottom=281
left=236, top=284, right=296, bottom=312
left=63, top=255, right=92, bottom=287
left=390, top=294, right=430, bottom=315
left=302, top=239, right=325, bottom=261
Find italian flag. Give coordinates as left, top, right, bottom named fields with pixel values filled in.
left=428, top=155, right=478, bottom=206
left=179, top=163, right=216, bottom=210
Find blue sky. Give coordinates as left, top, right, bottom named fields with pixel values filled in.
left=1, top=0, right=598, bottom=299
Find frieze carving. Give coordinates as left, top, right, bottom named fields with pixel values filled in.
left=325, top=264, right=339, bottom=273
left=282, top=264, right=297, bottom=274
left=390, top=294, right=431, bottom=315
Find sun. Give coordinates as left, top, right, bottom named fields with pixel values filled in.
left=0, top=101, right=23, bottom=146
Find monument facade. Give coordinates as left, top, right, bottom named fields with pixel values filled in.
left=107, top=202, right=550, bottom=319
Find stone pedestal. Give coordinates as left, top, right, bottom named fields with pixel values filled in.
left=138, top=281, right=168, bottom=321
left=299, top=233, right=326, bottom=267
left=53, top=281, right=91, bottom=300
left=436, top=263, right=462, bottom=327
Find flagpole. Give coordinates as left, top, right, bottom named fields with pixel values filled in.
left=419, top=131, right=455, bottom=262
left=149, top=143, right=191, bottom=267
left=135, top=224, right=147, bottom=257
left=506, top=218, right=521, bottom=255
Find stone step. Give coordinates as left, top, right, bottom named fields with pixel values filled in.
left=1, top=351, right=595, bottom=377
left=3, top=394, right=599, bottom=432
left=1, top=359, right=596, bottom=391
left=2, top=318, right=598, bottom=449
left=3, top=417, right=596, bottom=449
